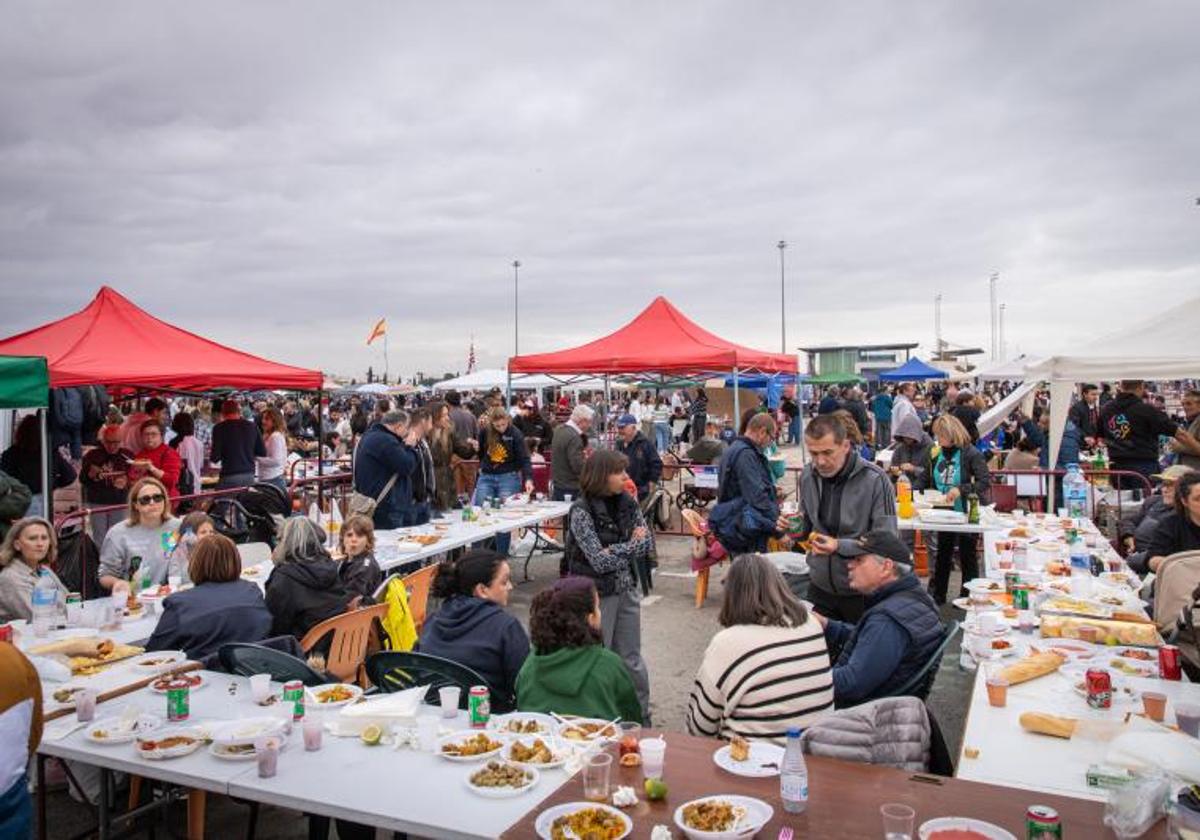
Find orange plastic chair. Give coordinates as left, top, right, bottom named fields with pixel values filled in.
left=299, top=603, right=389, bottom=684
left=402, top=563, right=440, bottom=634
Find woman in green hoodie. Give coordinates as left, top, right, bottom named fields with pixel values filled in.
left=515, top=576, right=644, bottom=724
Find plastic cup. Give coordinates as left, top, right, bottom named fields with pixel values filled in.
left=564, top=494, right=573, bottom=503
left=582, top=752, right=612, bottom=802
left=986, top=676, right=1009, bottom=708
left=109, top=590, right=126, bottom=611
left=881, top=803, right=915, bottom=840
left=302, top=718, right=323, bottom=751
left=168, top=575, right=182, bottom=591
left=1017, top=610, right=1036, bottom=634
left=249, top=674, right=272, bottom=704
left=977, top=613, right=998, bottom=636
left=639, top=736, right=666, bottom=779
left=439, top=686, right=461, bottom=718
left=1141, top=691, right=1167, bottom=723
left=255, top=736, right=280, bottom=778
left=417, top=715, right=440, bottom=752
left=75, top=688, right=97, bottom=723
left=1175, top=703, right=1200, bottom=738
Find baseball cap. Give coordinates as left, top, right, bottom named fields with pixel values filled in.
left=616, top=414, right=638, bottom=428
left=1152, top=464, right=1195, bottom=482
left=842, top=529, right=913, bottom=567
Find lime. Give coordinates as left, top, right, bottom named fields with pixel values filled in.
left=644, top=778, right=668, bottom=801
left=360, top=724, right=383, bottom=746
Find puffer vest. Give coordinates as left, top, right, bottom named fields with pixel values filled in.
left=563, top=494, right=639, bottom=596
left=838, top=575, right=944, bottom=700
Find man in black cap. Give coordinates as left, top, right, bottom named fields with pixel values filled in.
left=812, top=529, right=944, bottom=707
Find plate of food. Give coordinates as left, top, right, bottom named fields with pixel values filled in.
left=86, top=714, right=163, bottom=745
left=534, top=802, right=632, bottom=840
left=952, top=596, right=1001, bottom=613
left=506, top=736, right=570, bottom=769
left=986, top=638, right=1018, bottom=657
left=306, top=683, right=363, bottom=709
left=137, top=584, right=176, bottom=602
left=208, top=741, right=260, bottom=761
left=465, top=760, right=540, bottom=797
left=438, top=731, right=505, bottom=762
left=918, top=816, right=1017, bottom=840
left=136, top=729, right=206, bottom=760
left=674, top=795, right=774, bottom=840
left=240, top=564, right=263, bottom=578
left=556, top=717, right=619, bottom=743
left=131, top=651, right=187, bottom=672
left=49, top=685, right=88, bottom=708
left=149, top=672, right=205, bottom=693
left=490, top=712, right=557, bottom=736
left=208, top=717, right=288, bottom=746
left=1108, top=657, right=1157, bottom=678
left=712, top=736, right=785, bottom=778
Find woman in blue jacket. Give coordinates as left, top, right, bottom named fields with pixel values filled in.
left=145, top=533, right=272, bottom=660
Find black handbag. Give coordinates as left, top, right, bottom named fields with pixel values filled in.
left=55, top=526, right=102, bottom=599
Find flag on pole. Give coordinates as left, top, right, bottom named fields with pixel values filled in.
left=467, top=336, right=476, bottom=373
left=366, top=318, right=387, bottom=345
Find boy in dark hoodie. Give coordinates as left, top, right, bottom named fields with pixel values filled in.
left=417, top=550, right=529, bottom=712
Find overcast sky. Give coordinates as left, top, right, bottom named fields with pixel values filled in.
left=1, top=1, right=1197, bottom=381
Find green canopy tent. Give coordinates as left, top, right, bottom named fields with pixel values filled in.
left=804, top=371, right=865, bottom=385
left=0, top=356, right=51, bottom=510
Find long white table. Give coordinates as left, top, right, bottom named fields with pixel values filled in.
left=37, top=670, right=576, bottom=839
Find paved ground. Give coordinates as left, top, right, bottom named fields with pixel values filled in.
left=40, top=533, right=972, bottom=839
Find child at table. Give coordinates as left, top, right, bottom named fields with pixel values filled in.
left=336, top=514, right=383, bottom=598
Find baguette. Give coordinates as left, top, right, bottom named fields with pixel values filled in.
left=29, top=637, right=115, bottom=658
left=998, top=650, right=1066, bottom=686
left=1019, top=712, right=1078, bottom=739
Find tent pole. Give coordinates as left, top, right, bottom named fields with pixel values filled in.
left=317, top=387, right=325, bottom=512
left=604, top=375, right=611, bottom=433
left=733, top=367, right=740, bottom=431
left=506, top=371, right=512, bottom=410
left=39, top=408, right=50, bottom=519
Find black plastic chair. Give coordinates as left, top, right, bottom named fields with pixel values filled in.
left=365, top=651, right=513, bottom=713
left=883, top=621, right=960, bottom=701
left=217, top=642, right=327, bottom=687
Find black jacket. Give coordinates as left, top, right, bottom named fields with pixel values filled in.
left=264, top=558, right=356, bottom=640
left=1144, top=511, right=1200, bottom=562
left=843, top=399, right=870, bottom=436
left=338, top=552, right=383, bottom=599
left=418, top=596, right=530, bottom=711
left=930, top=444, right=991, bottom=506
left=1100, top=391, right=1178, bottom=463
left=1068, top=400, right=1101, bottom=440
left=616, top=432, right=662, bottom=498
left=354, top=422, right=417, bottom=529
left=0, top=446, right=76, bottom=495
left=476, top=424, right=533, bottom=480
left=949, top=405, right=981, bottom=443
left=145, top=580, right=273, bottom=661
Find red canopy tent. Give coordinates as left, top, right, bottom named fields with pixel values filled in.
left=0, top=286, right=322, bottom=391
left=508, top=296, right=797, bottom=377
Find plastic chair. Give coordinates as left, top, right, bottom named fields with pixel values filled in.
left=402, top=563, right=440, bottom=634
left=364, top=650, right=513, bottom=712
left=883, top=621, right=961, bottom=701
left=299, top=603, right=389, bottom=685
left=373, top=571, right=401, bottom=602
left=217, top=643, right=326, bottom=686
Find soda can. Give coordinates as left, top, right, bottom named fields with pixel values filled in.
left=1159, top=644, right=1183, bottom=681
left=468, top=685, right=490, bottom=728
left=65, top=592, right=83, bottom=607
left=1025, top=805, right=1062, bottom=839
left=1085, top=668, right=1112, bottom=709
left=1012, top=585, right=1030, bottom=611
left=165, top=680, right=190, bottom=722
left=1004, top=571, right=1020, bottom=594
left=282, top=679, right=305, bottom=722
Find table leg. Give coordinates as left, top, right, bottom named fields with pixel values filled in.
left=186, top=789, right=206, bottom=840
left=127, top=774, right=142, bottom=811
left=97, top=768, right=111, bottom=840
left=522, top=524, right=539, bottom=581
left=36, top=754, right=47, bottom=840
left=695, top=567, right=709, bottom=608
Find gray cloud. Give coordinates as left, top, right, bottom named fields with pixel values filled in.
left=1, top=0, right=1197, bottom=380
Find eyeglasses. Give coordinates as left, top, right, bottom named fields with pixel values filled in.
left=136, top=493, right=166, bottom=505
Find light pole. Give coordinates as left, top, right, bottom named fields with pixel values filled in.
left=513, top=260, right=521, bottom=356
left=777, top=240, right=787, bottom=353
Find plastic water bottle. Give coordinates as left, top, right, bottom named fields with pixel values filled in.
left=1063, top=464, right=1088, bottom=520
left=31, top=569, right=59, bottom=637
left=780, top=728, right=808, bottom=814
left=1068, top=529, right=1092, bottom=597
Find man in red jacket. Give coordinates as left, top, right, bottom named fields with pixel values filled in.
left=129, top=420, right=181, bottom=497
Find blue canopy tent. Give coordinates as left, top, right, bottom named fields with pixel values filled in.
left=721, top=372, right=806, bottom=409
left=877, top=358, right=947, bottom=381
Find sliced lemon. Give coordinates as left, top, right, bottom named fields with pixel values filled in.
left=360, top=724, right=383, bottom=746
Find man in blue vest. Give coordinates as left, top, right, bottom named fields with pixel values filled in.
left=813, top=529, right=944, bottom=707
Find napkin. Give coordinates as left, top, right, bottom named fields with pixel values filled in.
left=326, top=686, right=427, bottom=735
left=1105, top=729, right=1200, bottom=784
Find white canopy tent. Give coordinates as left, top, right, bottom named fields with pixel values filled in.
left=431, top=369, right=614, bottom=393
left=974, top=354, right=1045, bottom=382
left=1019, top=295, right=1200, bottom=495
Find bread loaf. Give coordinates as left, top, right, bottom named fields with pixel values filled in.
left=1019, top=712, right=1078, bottom=739
left=998, top=650, right=1065, bottom=685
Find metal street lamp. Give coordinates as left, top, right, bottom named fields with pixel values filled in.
left=513, top=260, right=521, bottom=356
left=777, top=240, right=787, bottom=353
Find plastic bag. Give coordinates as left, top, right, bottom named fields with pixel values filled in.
left=1103, top=771, right=1170, bottom=839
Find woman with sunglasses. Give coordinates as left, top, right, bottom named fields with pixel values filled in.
left=97, top=477, right=181, bottom=593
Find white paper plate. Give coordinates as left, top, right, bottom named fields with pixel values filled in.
left=208, top=742, right=261, bottom=761
left=555, top=717, right=619, bottom=743
left=919, top=817, right=1016, bottom=840
left=306, top=683, right=364, bottom=709
left=209, top=716, right=288, bottom=746
left=504, top=736, right=571, bottom=769
left=135, top=728, right=206, bottom=760
left=86, top=714, right=163, bottom=745
left=489, top=712, right=558, bottom=736
left=437, top=731, right=506, bottom=762
left=148, top=672, right=206, bottom=694
left=712, top=741, right=785, bottom=778
left=673, top=795, right=774, bottom=840
left=464, top=761, right=540, bottom=798
left=131, top=651, right=187, bottom=671
left=534, top=802, right=632, bottom=840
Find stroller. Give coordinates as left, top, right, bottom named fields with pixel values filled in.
left=663, top=452, right=718, bottom=512
left=209, top=482, right=290, bottom=547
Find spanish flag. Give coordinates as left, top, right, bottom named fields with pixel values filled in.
left=366, top=318, right=387, bottom=345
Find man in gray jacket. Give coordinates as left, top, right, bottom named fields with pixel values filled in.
left=798, top=414, right=898, bottom=622
left=550, top=404, right=593, bottom=500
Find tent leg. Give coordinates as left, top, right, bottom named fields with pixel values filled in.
left=733, top=368, right=740, bottom=431
left=39, top=408, right=50, bottom=519
left=316, top=388, right=324, bottom=512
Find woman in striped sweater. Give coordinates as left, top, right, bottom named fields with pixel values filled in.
left=687, top=554, right=834, bottom=744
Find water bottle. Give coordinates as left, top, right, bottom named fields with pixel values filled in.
left=1068, top=529, right=1092, bottom=597
left=1063, top=464, right=1088, bottom=520
left=31, top=569, right=59, bottom=637
left=780, top=728, right=808, bottom=814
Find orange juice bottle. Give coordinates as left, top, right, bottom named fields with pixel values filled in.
left=897, top=472, right=914, bottom=519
